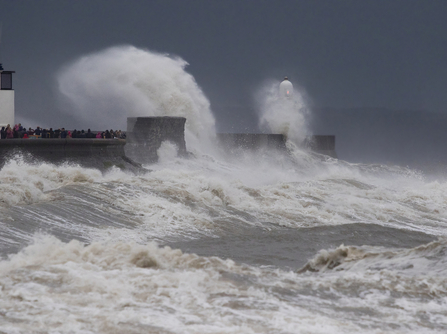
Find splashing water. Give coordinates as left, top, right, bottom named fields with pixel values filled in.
left=157, top=141, right=179, bottom=163
left=57, top=45, right=217, bottom=152
left=256, top=78, right=311, bottom=145
left=4, top=45, right=447, bottom=333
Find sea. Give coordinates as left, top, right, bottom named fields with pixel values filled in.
left=0, top=140, right=446, bottom=334
left=1, top=45, right=447, bottom=333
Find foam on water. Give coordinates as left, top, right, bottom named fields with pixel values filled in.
left=1, top=148, right=447, bottom=333
left=0, top=236, right=324, bottom=333
left=1, top=147, right=447, bottom=245
left=0, top=235, right=446, bottom=333
left=0, top=155, right=103, bottom=207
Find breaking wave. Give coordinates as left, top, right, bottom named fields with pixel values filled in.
left=57, top=45, right=217, bottom=153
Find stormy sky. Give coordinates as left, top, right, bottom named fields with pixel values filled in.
left=1, top=0, right=447, bottom=169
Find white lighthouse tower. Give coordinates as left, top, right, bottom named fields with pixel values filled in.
left=0, top=22, right=15, bottom=128
left=0, top=64, right=15, bottom=127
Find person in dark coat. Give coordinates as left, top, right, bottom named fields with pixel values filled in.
left=86, top=129, right=95, bottom=138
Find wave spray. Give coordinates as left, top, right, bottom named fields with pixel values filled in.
left=57, top=45, right=216, bottom=152
left=256, top=77, right=310, bottom=145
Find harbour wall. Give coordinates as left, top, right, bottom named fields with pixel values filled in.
left=217, top=133, right=337, bottom=158
left=305, top=135, right=337, bottom=158
left=217, top=133, right=287, bottom=151
left=0, top=117, right=336, bottom=171
left=0, top=138, right=143, bottom=172
left=125, top=117, right=187, bottom=164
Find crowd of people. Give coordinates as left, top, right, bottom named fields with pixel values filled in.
left=0, top=124, right=126, bottom=140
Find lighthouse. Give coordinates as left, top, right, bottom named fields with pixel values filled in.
left=0, top=63, right=14, bottom=127
left=279, top=76, right=293, bottom=98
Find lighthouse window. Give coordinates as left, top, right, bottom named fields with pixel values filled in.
left=1, top=73, right=12, bottom=90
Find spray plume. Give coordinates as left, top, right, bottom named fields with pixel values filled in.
left=256, top=78, right=310, bottom=144
left=57, top=45, right=216, bottom=152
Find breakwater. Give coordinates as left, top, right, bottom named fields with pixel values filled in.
left=305, top=135, right=337, bottom=158
left=0, top=138, right=142, bottom=172
left=0, top=117, right=336, bottom=171
left=217, top=133, right=287, bottom=151
left=218, top=133, right=337, bottom=158
left=125, top=117, right=187, bottom=164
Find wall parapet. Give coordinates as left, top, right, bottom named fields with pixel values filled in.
left=0, top=138, right=144, bottom=172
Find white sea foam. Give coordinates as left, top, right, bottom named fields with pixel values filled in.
left=57, top=45, right=217, bottom=154
left=295, top=239, right=447, bottom=331
left=121, top=147, right=447, bottom=236
left=0, top=155, right=103, bottom=207
left=157, top=140, right=179, bottom=163
left=0, top=235, right=446, bottom=333
left=2, top=147, right=447, bottom=333
left=300, top=238, right=447, bottom=277
left=1, top=147, right=447, bottom=242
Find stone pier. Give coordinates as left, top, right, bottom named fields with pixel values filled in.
left=0, top=138, right=144, bottom=172
left=217, top=133, right=287, bottom=151
left=217, top=133, right=337, bottom=158
left=0, top=118, right=336, bottom=173
left=125, top=117, right=187, bottom=164
left=305, top=135, right=337, bottom=158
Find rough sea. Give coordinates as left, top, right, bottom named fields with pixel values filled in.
left=0, top=140, right=446, bottom=333
left=1, top=45, right=447, bottom=333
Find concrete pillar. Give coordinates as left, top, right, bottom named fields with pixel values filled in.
left=125, top=117, right=187, bottom=164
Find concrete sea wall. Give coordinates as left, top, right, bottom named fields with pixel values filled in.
left=217, top=133, right=287, bottom=151
left=305, top=135, right=337, bottom=158
left=125, top=117, right=187, bottom=164
left=0, top=138, right=142, bottom=172
left=0, top=117, right=337, bottom=172
left=217, top=133, right=337, bottom=158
